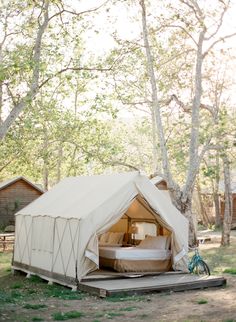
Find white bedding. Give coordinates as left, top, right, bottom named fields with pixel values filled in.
left=99, top=246, right=171, bottom=261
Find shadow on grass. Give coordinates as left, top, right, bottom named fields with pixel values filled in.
left=200, top=240, right=236, bottom=274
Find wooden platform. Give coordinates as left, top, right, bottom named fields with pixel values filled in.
left=79, top=273, right=226, bottom=297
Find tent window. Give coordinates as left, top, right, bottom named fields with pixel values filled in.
left=134, top=222, right=157, bottom=240
left=32, top=217, right=54, bottom=253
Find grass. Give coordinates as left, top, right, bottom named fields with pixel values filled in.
left=197, top=299, right=208, bottom=304
left=0, top=252, right=12, bottom=277
left=52, top=311, right=84, bottom=320
left=23, top=303, right=47, bottom=310
left=29, top=275, right=46, bottom=284
left=200, top=239, right=236, bottom=274
left=11, top=282, right=23, bottom=289
left=0, top=290, right=16, bottom=303
left=32, top=318, right=44, bottom=321
left=45, top=284, right=84, bottom=300
left=223, top=268, right=236, bottom=275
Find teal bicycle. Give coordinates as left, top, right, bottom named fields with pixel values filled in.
left=188, top=247, right=210, bottom=276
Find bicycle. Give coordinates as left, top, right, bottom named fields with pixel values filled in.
left=188, top=247, right=210, bottom=276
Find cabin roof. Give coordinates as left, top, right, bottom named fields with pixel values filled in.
left=0, top=176, right=44, bottom=193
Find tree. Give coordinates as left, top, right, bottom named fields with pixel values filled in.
left=139, top=0, right=236, bottom=244
left=0, top=0, right=110, bottom=141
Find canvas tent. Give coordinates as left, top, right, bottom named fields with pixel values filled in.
left=13, top=172, right=189, bottom=288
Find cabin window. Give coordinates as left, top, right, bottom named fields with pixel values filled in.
left=133, top=222, right=157, bottom=240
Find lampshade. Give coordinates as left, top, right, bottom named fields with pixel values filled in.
left=128, top=225, right=138, bottom=234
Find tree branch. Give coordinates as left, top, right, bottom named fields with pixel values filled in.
left=203, top=32, right=236, bottom=58
left=204, top=0, right=229, bottom=41
left=166, top=24, right=198, bottom=47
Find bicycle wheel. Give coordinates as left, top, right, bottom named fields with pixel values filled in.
left=194, top=259, right=210, bottom=276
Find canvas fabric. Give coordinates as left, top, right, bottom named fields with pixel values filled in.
left=14, top=172, right=189, bottom=282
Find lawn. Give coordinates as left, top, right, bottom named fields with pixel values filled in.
left=0, top=234, right=236, bottom=322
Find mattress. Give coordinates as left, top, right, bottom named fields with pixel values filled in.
left=99, top=246, right=171, bottom=261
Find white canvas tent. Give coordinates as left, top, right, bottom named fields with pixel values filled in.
left=13, top=172, right=189, bottom=288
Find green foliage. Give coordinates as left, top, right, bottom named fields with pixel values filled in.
left=52, top=311, right=84, bottom=320
left=32, top=318, right=44, bottom=322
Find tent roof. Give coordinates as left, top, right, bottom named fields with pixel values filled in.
left=16, top=172, right=139, bottom=219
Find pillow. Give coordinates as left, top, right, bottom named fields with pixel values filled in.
left=138, top=236, right=168, bottom=249
left=99, top=232, right=110, bottom=243
left=117, top=232, right=125, bottom=244
left=107, top=232, right=124, bottom=245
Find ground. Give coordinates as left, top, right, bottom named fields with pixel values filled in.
left=0, top=231, right=236, bottom=322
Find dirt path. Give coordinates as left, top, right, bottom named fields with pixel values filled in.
left=1, top=275, right=235, bottom=322
left=1, top=233, right=236, bottom=322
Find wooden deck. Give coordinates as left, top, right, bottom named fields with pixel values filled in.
left=79, top=273, right=226, bottom=297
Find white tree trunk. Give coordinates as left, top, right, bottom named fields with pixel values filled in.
left=151, top=106, right=159, bottom=173
left=221, top=155, right=232, bottom=246
left=56, top=144, right=63, bottom=183
left=140, top=0, right=198, bottom=245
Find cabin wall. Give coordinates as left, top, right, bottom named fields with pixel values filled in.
left=0, top=180, right=42, bottom=226
left=220, top=193, right=236, bottom=227
left=233, top=195, right=236, bottom=224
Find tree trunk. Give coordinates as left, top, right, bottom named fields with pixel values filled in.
left=221, top=155, right=232, bottom=246
left=151, top=104, right=159, bottom=174
left=140, top=0, right=198, bottom=245
left=0, top=45, right=3, bottom=125
left=214, top=192, right=221, bottom=227
left=214, top=153, right=221, bottom=227
left=139, top=0, right=175, bottom=188
left=196, top=182, right=211, bottom=227
left=169, top=188, right=197, bottom=246
left=56, top=144, right=63, bottom=183
left=42, top=128, right=49, bottom=191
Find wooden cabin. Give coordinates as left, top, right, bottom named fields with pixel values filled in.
left=150, top=176, right=168, bottom=191
left=220, top=192, right=236, bottom=228
left=0, top=177, right=44, bottom=227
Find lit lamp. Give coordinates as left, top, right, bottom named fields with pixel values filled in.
left=128, top=225, right=139, bottom=245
